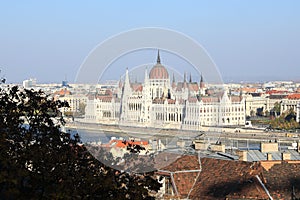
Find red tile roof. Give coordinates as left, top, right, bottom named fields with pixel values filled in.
left=190, top=158, right=266, bottom=200
left=54, top=88, right=71, bottom=96
left=242, top=88, right=257, bottom=93
left=201, top=97, right=220, bottom=103
left=266, top=90, right=288, bottom=95
left=188, top=83, right=199, bottom=91
left=188, top=97, right=198, bottom=103
left=157, top=155, right=267, bottom=199
left=230, top=96, right=243, bottom=103
left=105, top=89, right=113, bottom=96
left=167, top=99, right=176, bottom=104
left=156, top=154, right=300, bottom=200
left=287, top=93, right=300, bottom=99
left=97, top=96, right=113, bottom=102
left=261, top=160, right=300, bottom=200
left=103, top=139, right=148, bottom=148
left=131, top=83, right=143, bottom=92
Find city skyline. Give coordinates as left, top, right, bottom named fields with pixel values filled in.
left=0, top=1, right=299, bottom=83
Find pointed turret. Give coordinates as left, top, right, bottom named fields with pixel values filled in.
left=157, top=50, right=161, bottom=64
left=200, top=73, right=205, bottom=89
left=120, top=68, right=131, bottom=121
left=172, top=73, right=176, bottom=88
left=183, top=72, right=187, bottom=88
left=124, top=68, right=130, bottom=90
left=144, top=67, right=149, bottom=83
left=118, top=75, right=123, bottom=88
left=189, top=73, right=192, bottom=83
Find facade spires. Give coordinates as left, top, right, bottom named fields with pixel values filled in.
left=124, top=67, right=130, bottom=90
left=157, top=50, right=161, bottom=64
left=144, top=67, right=149, bottom=84
left=200, top=73, right=205, bottom=88
left=183, top=72, right=187, bottom=88
left=118, top=75, right=123, bottom=88
left=189, top=73, right=192, bottom=83
left=172, top=73, right=176, bottom=88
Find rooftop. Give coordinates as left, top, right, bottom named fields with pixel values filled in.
left=156, top=154, right=300, bottom=199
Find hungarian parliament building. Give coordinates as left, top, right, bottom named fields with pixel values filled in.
left=85, top=51, right=246, bottom=131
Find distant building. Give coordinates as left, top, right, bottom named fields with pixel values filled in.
left=85, top=51, right=246, bottom=130
left=244, top=94, right=268, bottom=116
left=281, top=93, right=300, bottom=113
left=54, top=89, right=87, bottom=114
left=23, top=78, right=36, bottom=88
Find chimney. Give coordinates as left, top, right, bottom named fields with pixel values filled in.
left=237, top=150, right=247, bottom=161
left=267, top=153, right=272, bottom=161
left=282, top=152, right=291, bottom=160
left=261, top=142, right=278, bottom=153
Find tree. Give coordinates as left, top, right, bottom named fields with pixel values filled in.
left=78, top=102, right=86, bottom=116
left=264, top=109, right=270, bottom=117
left=285, top=108, right=296, bottom=122
left=250, top=110, right=256, bottom=117
left=272, top=102, right=281, bottom=117
left=256, top=107, right=264, bottom=116
left=0, top=86, right=160, bottom=199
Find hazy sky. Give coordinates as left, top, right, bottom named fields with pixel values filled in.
left=0, top=0, right=299, bottom=83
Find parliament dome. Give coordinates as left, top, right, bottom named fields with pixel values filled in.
left=149, top=50, right=169, bottom=79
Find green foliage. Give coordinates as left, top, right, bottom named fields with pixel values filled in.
left=269, top=108, right=299, bottom=130
left=0, top=86, right=160, bottom=199
left=78, top=102, right=86, bottom=115
left=273, top=102, right=281, bottom=114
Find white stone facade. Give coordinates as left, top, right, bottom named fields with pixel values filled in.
left=85, top=52, right=246, bottom=130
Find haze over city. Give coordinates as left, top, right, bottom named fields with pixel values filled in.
left=3, top=1, right=300, bottom=199
left=0, top=0, right=299, bottom=83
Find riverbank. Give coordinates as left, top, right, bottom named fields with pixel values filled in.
left=65, top=121, right=268, bottom=139
left=65, top=121, right=201, bottom=138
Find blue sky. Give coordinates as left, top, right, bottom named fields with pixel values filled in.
left=0, top=0, right=299, bottom=83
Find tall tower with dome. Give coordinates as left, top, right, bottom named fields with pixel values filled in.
left=149, top=50, right=171, bottom=100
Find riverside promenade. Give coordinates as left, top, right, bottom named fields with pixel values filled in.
left=65, top=121, right=200, bottom=138
left=65, top=121, right=297, bottom=145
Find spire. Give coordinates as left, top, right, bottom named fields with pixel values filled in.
left=124, top=68, right=130, bottom=88
left=157, top=50, right=161, bottom=64
left=200, top=73, right=205, bottom=89
left=172, top=73, right=176, bottom=88
left=118, top=75, right=123, bottom=88
left=172, top=73, right=175, bottom=83
left=183, top=72, right=187, bottom=88
left=189, top=73, right=192, bottom=83
left=144, top=67, right=149, bottom=84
